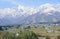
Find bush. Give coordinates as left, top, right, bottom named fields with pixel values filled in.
left=0, top=30, right=38, bottom=39
left=57, top=35, right=60, bottom=39
left=46, top=36, right=50, bottom=39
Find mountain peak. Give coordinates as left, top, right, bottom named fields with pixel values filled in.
left=0, top=3, right=60, bottom=24
left=37, top=3, right=60, bottom=15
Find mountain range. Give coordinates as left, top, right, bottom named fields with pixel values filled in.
left=0, top=3, right=60, bottom=24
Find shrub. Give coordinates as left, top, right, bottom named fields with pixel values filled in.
left=46, top=36, right=50, bottom=39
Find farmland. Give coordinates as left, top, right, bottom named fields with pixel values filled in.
left=0, top=24, right=60, bottom=39
left=30, top=26, right=60, bottom=36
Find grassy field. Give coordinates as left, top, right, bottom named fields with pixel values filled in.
left=0, top=28, right=38, bottom=39
left=30, top=26, right=60, bottom=36
left=0, top=25, right=60, bottom=39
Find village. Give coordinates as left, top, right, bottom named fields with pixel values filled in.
left=0, top=23, right=60, bottom=39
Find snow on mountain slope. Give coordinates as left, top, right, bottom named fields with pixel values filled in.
left=37, top=3, right=60, bottom=15
left=0, top=3, right=60, bottom=24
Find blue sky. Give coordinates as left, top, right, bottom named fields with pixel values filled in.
left=0, top=0, right=60, bottom=8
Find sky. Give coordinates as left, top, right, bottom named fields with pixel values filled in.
left=0, top=0, right=60, bottom=8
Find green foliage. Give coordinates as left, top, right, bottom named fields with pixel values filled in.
left=0, top=30, right=38, bottom=39
left=57, top=35, right=60, bottom=39
left=46, top=36, right=50, bottom=39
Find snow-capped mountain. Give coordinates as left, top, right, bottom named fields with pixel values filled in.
left=0, top=3, right=60, bottom=24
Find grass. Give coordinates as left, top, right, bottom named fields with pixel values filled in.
left=0, top=25, right=60, bottom=39
left=0, top=28, right=38, bottom=39
left=29, top=26, right=60, bottom=36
